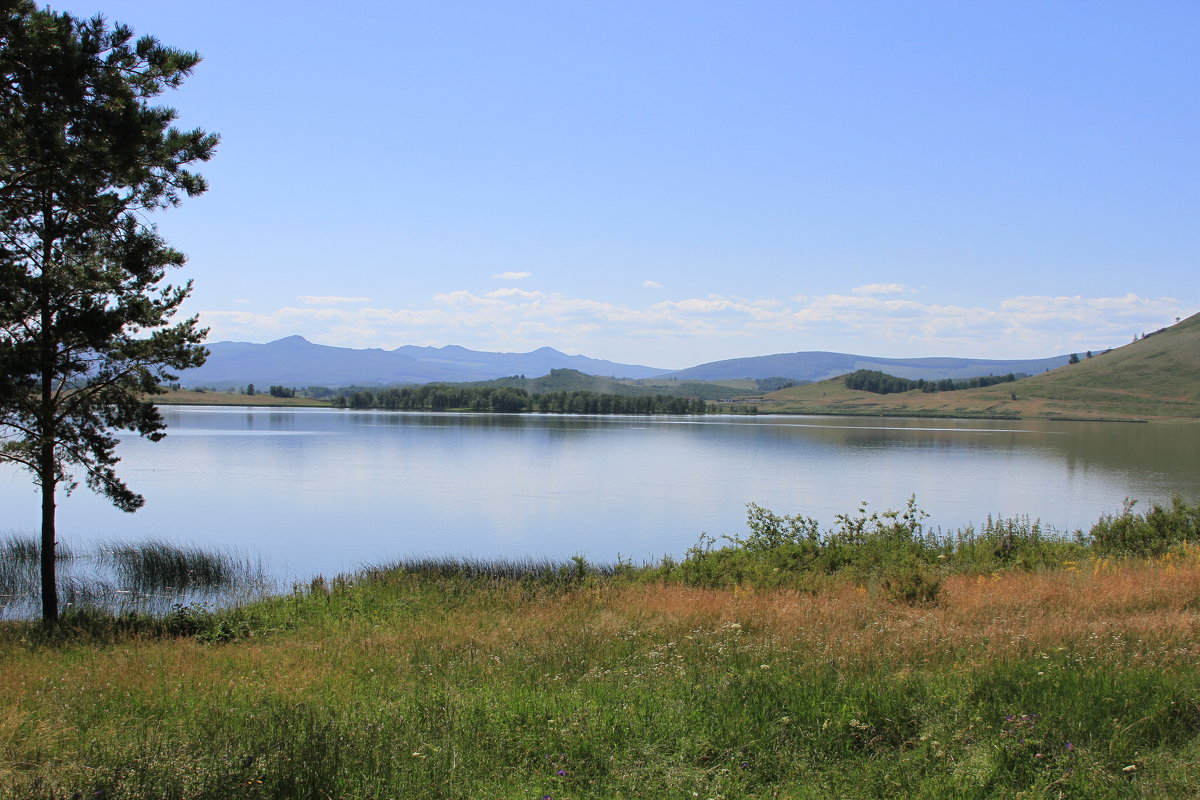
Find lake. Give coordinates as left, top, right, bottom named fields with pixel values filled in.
left=2, top=406, right=1198, bottom=582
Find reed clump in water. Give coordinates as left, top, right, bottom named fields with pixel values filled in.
left=99, top=537, right=251, bottom=592
left=0, top=535, right=265, bottom=620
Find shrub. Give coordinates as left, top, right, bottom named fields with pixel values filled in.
left=878, top=560, right=942, bottom=604
left=1089, top=496, right=1200, bottom=557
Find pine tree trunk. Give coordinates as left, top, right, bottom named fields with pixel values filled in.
left=39, top=448, right=58, bottom=623
left=39, top=214, right=58, bottom=624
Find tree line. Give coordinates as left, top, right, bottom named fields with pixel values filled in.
left=843, top=369, right=1021, bottom=395
left=332, top=385, right=715, bottom=415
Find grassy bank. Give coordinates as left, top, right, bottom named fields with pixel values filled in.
left=4, top=500, right=1200, bottom=798
left=153, top=389, right=331, bottom=407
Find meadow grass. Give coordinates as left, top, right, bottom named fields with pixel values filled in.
left=3, top=501, right=1200, bottom=798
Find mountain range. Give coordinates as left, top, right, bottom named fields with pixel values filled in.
left=177, top=335, right=1075, bottom=389
left=177, top=336, right=665, bottom=388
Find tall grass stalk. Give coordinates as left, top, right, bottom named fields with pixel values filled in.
left=0, top=535, right=266, bottom=620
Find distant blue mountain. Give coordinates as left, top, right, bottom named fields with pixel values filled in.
left=660, top=351, right=1070, bottom=382
left=178, top=336, right=1074, bottom=389
left=177, top=336, right=669, bottom=388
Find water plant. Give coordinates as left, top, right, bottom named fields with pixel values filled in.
left=0, top=536, right=265, bottom=620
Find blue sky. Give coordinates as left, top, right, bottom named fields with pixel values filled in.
left=57, top=0, right=1199, bottom=368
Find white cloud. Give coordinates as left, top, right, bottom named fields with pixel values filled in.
left=643, top=280, right=663, bottom=288
left=492, top=271, right=532, bottom=280
left=297, top=295, right=372, bottom=305
left=851, top=283, right=912, bottom=296
left=196, top=290, right=1189, bottom=360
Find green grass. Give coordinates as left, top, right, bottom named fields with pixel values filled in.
left=5, top=500, right=1200, bottom=798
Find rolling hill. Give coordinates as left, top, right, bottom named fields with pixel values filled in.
left=463, top=369, right=757, bottom=400
left=661, top=351, right=1069, bottom=382
left=761, top=313, right=1200, bottom=421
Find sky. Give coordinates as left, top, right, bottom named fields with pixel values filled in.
left=54, top=0, right=1200, bottom=369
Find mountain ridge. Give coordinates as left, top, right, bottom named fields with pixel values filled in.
left=179, top=335, right=1079, bottom=390
left=178, top=337, right=669, bottom=388
left=659, top=351, right=1070, bottom=382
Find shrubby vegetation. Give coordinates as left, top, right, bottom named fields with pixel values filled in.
left=660, top=495, right=1200, bottom=600
left=843, top=369, right=1022, bottom=395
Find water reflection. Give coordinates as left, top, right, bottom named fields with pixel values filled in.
left=0, top=407, right=1195, bottom=581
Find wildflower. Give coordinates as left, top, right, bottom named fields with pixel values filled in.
left=1065, top=742, right=1075, bottom=751
left=556, top=769, right=568, bottom=776
left=1122, top=764, right=1138, bottom=773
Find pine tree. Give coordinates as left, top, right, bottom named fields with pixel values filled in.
left=0, top=3, right=217, bottom=621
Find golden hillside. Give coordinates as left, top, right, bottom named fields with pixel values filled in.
left=763, top=312, right=1200, bottom=421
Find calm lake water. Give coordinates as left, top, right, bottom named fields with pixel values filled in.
left=2, top=406, right=1198, bottom=581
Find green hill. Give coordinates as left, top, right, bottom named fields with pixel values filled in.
left=763, top=312, right=1200, bottom=421
left=466, top=369, right=757, bottom=401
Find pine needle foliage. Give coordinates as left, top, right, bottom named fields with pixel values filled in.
left=0, top=2, right=217, bottom=621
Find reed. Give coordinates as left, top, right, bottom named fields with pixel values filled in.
left=366, top=554, right=619, bottom=585
left=98, top=537, right=259, bottom=592
left=0, top=536, right=266, bottom=620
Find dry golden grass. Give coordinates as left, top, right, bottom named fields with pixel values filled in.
left=273, top=561, right=1200, bottom=679
left=6, top=559, right=1199, bottom=699
left=152, top=389, right=329, bottom=407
